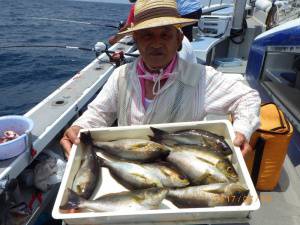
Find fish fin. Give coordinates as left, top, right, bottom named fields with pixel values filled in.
left=195, top=156, right=213, bottom=165
left=149, top=136, right=177, bottom=148
left=148, top=135, right=162, bottom=143
left=150, top=127, right=168, bottom=137
left=131, top=143, right=147, bottom=149
left=59, top=188, right=83, bottom=210
left=130, top=173, right=161, bottom=188
left=130, top=173, right=148, bottom=182
left=80, top=132, right=93, bottom=145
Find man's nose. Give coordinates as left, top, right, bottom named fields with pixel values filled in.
left=151, top=35, right=163, bottom=47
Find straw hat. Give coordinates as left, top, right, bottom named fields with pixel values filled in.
left=118, top=0, right=198, bottom=35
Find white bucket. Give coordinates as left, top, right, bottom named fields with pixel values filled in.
left=0, top=115, right=34, bottom=160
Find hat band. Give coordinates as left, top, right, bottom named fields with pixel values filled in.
left=134, top=7, right=180, bottom=24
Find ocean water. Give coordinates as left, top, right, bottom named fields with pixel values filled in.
left=0, top=0, right=129, bottom=116
left=0, top=0, right=234, bottom=116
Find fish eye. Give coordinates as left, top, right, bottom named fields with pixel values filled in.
left=227, top=167, right=237, bottom=177
left=227, top=167, right=233, bottom=173
left=179, top=175, right=186, bottom=179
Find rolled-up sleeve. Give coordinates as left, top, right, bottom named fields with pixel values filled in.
left=72, top=68, right=120, bottom=129
left=204, top=66, right=261, bottom=141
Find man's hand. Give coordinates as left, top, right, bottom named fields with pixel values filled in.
left=60, top=125, right=82, bottom=159
left=233, top=132, right=252, bottom=157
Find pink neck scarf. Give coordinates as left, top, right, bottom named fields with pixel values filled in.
left=136, top=55, right=178, bottom=108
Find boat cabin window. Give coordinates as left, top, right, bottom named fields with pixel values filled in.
left=260, top=46, right=300, bottom=125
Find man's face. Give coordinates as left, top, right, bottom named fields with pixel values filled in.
left=133, top=26, right=183, bottom=71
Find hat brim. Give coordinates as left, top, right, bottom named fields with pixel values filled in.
left=118, top=17, right=198, bottom=35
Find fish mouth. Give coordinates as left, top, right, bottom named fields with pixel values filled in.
left=226, top=171, right=239, bottom=182
left=228, top=175, right=239, bottom=182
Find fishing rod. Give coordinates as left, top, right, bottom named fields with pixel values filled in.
left=30, top=17, right=121, bottom=29
left=0, top=45, right=93, bottom=51
left=0, top=42, right=139, bottom=57
left=0, top=43, right=138, bottom=67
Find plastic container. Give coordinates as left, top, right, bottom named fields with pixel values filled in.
left=52, top=120, right=260, bottom=225
left=0, top=115, right=34, bottom=160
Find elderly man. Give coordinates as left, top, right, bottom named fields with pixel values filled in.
left=61, top=0, right=261, bottom=158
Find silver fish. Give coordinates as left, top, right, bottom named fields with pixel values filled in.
left=166, top=150, right=229, bottom=185
left=171, top=146, right=238, bottom=182
left=167, top=183, right=249, bottom=208
left=98, top=157, right=189, bottom=189
left=71, top=132, right=100, bottom=199
left=149, top=127, right=232, bottom=156
left=60, top=188, right=168, bottom=212
left=93, top=138, right=170, bottom=162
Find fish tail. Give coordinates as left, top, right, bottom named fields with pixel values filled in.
left=161, top=148, right=171, bottom=159
left=150, top=127, right=168, bottom=137
left=97, top=156, right=107, bottom=167
left=59, top=188, right=83, bottom=210
left=148, top=135, right=163, bottom=143
left=80, top=132, right=93, bottom=145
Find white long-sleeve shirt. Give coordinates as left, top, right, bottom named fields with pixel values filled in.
left=74, top=58, right=261, bottom=141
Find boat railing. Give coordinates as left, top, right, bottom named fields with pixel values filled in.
left=208, top=0, right=225, bottom=7
left=207, top=0, right=227, bottom=7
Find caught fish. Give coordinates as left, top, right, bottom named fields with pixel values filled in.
left=60, top=187, right=168, bottom=212
left=98, top=157, right=189, bottom=189
left=167, top=183, right=249, bottom=208
left=92, top=138, right=170, bottom=162
left=166, top=150, right=229, bottom=185
left=149, top=127, right=232, bottom=156
left=71, top=132, right=100, bottom=199
left=171, top=146, right=238, bottom=183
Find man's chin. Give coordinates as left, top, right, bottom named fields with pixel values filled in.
left=146, top=61, right=168, bottom=70
left=147, top=64, right=166, bottom=71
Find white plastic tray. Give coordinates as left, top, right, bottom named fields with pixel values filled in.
left=52, top=120, right=260, bottom=225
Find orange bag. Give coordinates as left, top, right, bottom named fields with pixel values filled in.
left=245, top=103, right=294, bottom=191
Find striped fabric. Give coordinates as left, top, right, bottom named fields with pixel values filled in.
left=74, top=58, right=261, bottom=141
